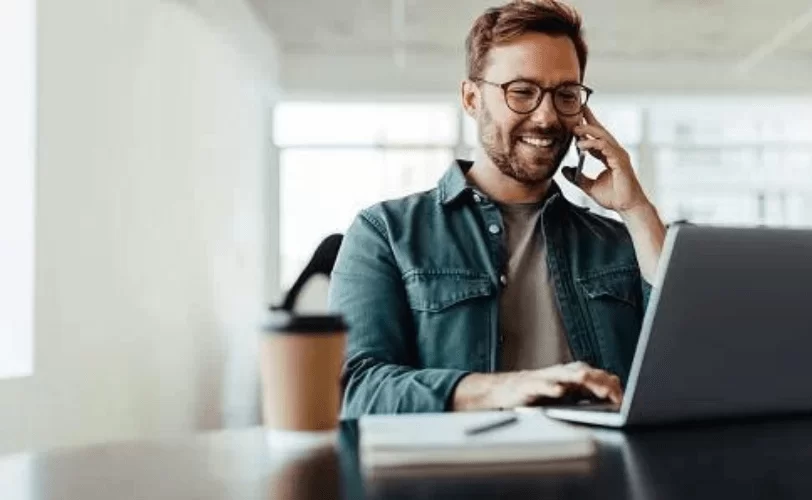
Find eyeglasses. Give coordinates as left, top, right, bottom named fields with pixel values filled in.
left=472, top=78, right=593, bottom=116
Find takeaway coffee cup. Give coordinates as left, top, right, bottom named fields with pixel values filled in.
left=259, top=308, right=348, bottom=449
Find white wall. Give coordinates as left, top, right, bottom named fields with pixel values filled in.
left=0, top=0, right=279, bottom=454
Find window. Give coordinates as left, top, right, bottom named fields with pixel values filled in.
left=275, top=102, right=458, bottom=147
left=279, top=147, right=451, bottom=286
left=649, top=98, right=812, bottom=227
left=0, top=0, right=36, bottom=378
left=275, top=102, right=457, bottom=287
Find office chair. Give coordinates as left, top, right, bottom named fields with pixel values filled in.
left=278, top=233, right=343, bottom=313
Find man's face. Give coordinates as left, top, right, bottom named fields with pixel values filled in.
left=466, top=33, right=583, bottom=186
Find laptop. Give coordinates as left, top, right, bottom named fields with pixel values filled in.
left=545, top=224, right=812, bottom=427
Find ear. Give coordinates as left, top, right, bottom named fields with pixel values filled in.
left=460, top=79, right=480, bottom=119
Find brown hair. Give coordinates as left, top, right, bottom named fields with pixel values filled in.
left=465, top=0, right=588, bottom=80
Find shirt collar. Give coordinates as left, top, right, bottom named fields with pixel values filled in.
left=437, top=159, right=473, bottom=205
left=437, top=159, right=567, bottom=209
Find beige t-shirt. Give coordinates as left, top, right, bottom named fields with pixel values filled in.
left=497, top=202, right=573, bottom=371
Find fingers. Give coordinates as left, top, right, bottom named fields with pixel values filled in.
left=581, top=105, right=601, bottom=126
left=517, top=379, right=568, bottom=407
left=537, top=380, right=567, bottom=398
left=539, top=363, right=624, bottom=404
left=577, top=138, right=632, bottom=173
left=576, top=138, right=610, bottom=165
left=569, top=365, right=623, bottom=404
left=576, top=138, right=608, bottom=153
left=573, top=123, right=609, bottom=142
left=579, top=106, right=612, bottom=140
left=562, top=166, right=596, bottom=192
left=571, top=363, right=623, bottom=403
left=501, top=371, right=569, bottom=407
left=575, top=114, right=619, bottom=149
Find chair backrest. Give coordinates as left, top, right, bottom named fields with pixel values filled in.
left=280, top=233, right=343, bottom=312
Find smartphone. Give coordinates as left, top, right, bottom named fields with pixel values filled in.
left=574, top=143, right=586, bottom=181
left=574, top=116, right=587, bottom=180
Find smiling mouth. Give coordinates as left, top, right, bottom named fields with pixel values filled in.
left=517, top=136, right=557, bottom=148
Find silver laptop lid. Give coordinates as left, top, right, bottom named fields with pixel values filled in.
left=622, top=224, right=812, bottom=425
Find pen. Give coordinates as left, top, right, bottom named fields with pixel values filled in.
left=464, top=414, right=519, bottom=436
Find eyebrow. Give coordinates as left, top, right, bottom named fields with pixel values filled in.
left=511, top=76, right=581, bottom=86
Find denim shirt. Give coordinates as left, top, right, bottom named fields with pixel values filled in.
left=329, top=160, right=651, bottom=418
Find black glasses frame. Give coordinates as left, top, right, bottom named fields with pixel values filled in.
left=472, top=78, right=593, bottom=116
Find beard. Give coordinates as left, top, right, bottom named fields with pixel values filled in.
left=478, top=105, right=573, bottom=186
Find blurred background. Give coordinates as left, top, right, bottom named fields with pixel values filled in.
left=2, top=0, right=812, bottom=455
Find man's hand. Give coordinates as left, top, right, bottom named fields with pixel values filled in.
left=563, top=106, right=649, bottom=214
left=563, top=106, right=649, bottom=215
left=562, top=105, right=666, bottom=283
left=451, top=361, right=623, bottom=411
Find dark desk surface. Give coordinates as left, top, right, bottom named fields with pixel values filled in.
left=2, top=417, right=812, bottom=500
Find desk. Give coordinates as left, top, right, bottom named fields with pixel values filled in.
left=1, top=418, right=811, bottom=499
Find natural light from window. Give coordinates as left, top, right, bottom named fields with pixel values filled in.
left=0, top=0, right=36, bottom=378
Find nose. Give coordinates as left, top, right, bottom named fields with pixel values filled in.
left=530, top=91, right=559, bottom=127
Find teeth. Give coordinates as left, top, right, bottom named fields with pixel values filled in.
left=519, top=137, right=554, bottom=147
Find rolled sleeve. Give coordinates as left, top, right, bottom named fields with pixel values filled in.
left=328, top=209, right=469, bottom=418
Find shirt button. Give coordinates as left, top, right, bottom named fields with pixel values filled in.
left=473, top=193, right=482, bottom=203
left=488, top=224, right=501, bottom=235
left=500, top=274, right=508, bottom=286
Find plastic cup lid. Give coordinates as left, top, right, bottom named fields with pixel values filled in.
left=262, top=308, right=348, bottom=334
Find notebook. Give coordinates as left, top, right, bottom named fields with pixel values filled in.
left=359, top=410, right=595, bottom=472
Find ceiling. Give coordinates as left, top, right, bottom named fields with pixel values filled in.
left=250, top=0, right=812, bottom=95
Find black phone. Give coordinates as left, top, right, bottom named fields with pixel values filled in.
left=574, top=117, right=587, bottom=180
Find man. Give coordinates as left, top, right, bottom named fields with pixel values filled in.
left=329, top=0, right=666, bottom=417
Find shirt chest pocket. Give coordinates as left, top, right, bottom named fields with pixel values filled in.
left=577, top=266, right=643, bottom=380
left=403, top=270, right=495, bottom=370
